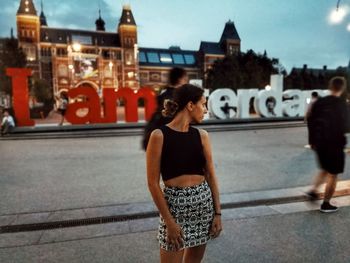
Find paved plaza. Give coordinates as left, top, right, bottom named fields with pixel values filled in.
left=1, top=126, right=350, bottom=262
left=1, top=126, right=349, bottom=214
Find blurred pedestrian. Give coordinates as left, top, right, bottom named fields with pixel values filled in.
left=1, top=110, right=15, bottom=135
left=305, top=91, right=319, bottom=149
left=142, top=67, right=188, bottom=150
left=306, top=77, right=348, bottom=213
left=56, top=93, right=68, bottom=126
left=146, top=84, right=222, bottom=262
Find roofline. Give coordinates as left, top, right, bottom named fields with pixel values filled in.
left=139, top=47, right=197, bottom=54
left=41, top=27, right=118, bottom=35
left=200, top=41, right=219, bottom=44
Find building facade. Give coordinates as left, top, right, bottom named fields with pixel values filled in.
left=15, top=0, right=241, bottom=95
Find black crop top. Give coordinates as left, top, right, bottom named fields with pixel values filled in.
left=160, top=125, right=206, bottom=181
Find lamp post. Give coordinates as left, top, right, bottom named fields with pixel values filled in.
left=337, top=0, right=342, bottom=10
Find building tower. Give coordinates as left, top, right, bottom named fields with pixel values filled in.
left=40, top=1, right=48, bottom=27
left=219, top=20, right=241, bottom=55
left=16, top=0, right=40, bottom=75
left=95, top=9, right=105, bottom=31
left=117, top=5, right=138, bottom=89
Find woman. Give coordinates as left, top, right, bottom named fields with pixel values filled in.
left=147, top=84, right=222, bottom=263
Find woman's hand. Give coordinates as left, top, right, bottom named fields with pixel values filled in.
left=210, top=215, right=222, bottom=238
left=166, top=221, right=184, bottom=250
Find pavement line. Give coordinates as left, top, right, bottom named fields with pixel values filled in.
left=1, top=186, right=349, bottom=234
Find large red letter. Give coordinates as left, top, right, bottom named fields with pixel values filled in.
left=116, top=87, right=156, bottom=122
left=65, top=86, right=102, bottom=124
left=6, top=68, right=34, bottom=126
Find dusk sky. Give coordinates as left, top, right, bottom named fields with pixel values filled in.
left=0, top=0, right=349, bottom=72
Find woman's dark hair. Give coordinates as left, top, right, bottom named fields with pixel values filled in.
left=162, top=84, right=204, bottom=117
left=169, top=67, right=187, bottom=86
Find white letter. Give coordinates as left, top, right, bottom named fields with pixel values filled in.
left=208, top=89, right=238, bottom=119
left=254, top=74, right=283, bottom=117
left=282, top=90, right=305, bottom=117
left=237, top=89, right=259, bottom=118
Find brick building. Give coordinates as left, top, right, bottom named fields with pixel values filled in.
left=15, top=0, right=241, bottom=95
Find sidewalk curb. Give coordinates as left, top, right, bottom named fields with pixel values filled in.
left=0, top=121, right=305, bottom=140
left=1, top=181, right=350, bottom=233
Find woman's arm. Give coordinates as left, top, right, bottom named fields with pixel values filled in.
left=199, top=128, right=222, bottom=238
left=146, top=129, right=184, bottom=248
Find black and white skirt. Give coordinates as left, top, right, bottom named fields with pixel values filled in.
left=158, top=181, right=214, bottom=251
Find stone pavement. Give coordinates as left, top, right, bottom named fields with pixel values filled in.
left=1, top=195, right=350, bottom=263
left=2, top=127, right=349, bottom=215
left=1, top=125, right=350, bottom=262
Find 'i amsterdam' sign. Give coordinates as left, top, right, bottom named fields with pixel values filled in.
left=6, top=68, right=328, bottom=127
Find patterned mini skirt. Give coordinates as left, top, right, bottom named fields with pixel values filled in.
left=158, top=181, right=214, bottom=251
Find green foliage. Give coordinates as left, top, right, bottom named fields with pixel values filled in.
left=285, top=66, right=350, bottom=93
left=0, top=38, right=27, bottom=95
left=206, top=50, right=284, bottom=91
left=30, top=78, right=53, bottom=103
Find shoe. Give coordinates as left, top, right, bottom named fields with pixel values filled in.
left=306, top=190, right=319, bottom=202
left=320, top=202, right=338, bottom=213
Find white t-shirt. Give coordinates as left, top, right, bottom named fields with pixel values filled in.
left=2, top=116, right=15, bottom=127
left=58, top=98, right=68, bottom=110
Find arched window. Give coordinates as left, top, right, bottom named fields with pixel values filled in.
left=58, top=64, right=68, bottom=77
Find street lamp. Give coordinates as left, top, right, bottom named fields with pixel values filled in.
left=330, top=0, right=349, bottom=25
left=72, top=42, right=81, bottom=53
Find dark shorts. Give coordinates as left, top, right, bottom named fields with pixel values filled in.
left=315, top=145, right=345, bottom=175
left=58, top=109, right=66, bottom=116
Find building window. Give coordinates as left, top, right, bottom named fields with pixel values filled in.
left=102, top=50, right=110, bottom=59
left=24, top=46, right=36, bottom=61
left=172, top=54, right=185, bottom=64
left=184, top=54, right=195, bottom=65
left=58, top=64, right=68, bottom=77
left=150, top=72, right=161, bottom=82
left=139, top=51, right=147, bottom=63
left=125, top=51, right=133, bottom=65
left=160, top=53, right=172, bottom=63
left=140, top=72, right=148, bottom=81
left=104, top=65, right=112, bottom=78
left=147, top=52, right=160, bottom=63
left=115, top=51, right=121, bottom=60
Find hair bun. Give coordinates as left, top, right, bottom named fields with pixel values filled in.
left=162, top=99, right=178, bottom=117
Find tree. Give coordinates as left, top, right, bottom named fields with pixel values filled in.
left=30, top=78, right=53, bottom=103
left=0, top=37, right=27, bottom=96
left=206, top=50, right=283, bottom=91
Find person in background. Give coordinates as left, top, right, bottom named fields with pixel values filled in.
left=306, top=77, right=348, bottom=213
left=142, top=67, right=188, bottom=150
left=56, top=93, right=68, bottom=126
left=147, top=84, right=222, bottom=263
left=1, top=110, right=15, bottom=135
left=305, top=91, right=319, bottom=149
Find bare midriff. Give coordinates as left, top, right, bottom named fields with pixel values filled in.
left=164, top=174, right=205, bottom=188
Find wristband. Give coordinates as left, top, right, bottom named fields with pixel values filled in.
left=215, top=212, right=222, bottom=216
